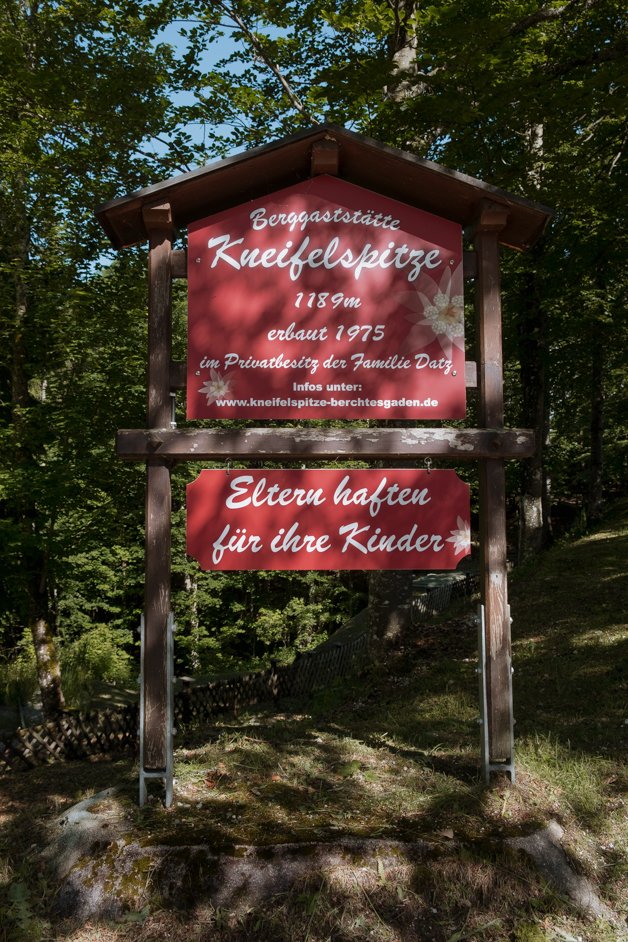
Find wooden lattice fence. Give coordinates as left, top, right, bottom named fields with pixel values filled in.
left=0, top=572, right=478, bottom=775
left=175, top=630, right=369, bottom=729
left=0, top=707, right=140, bottom=773
left=412, top=571, right=479, bottom=620
left=0, top=623, right=369, bottom=774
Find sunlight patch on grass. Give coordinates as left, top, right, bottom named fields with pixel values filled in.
left=517, top=734, right=612, bottom=826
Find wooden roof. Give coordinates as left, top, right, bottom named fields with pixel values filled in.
left=95, top=124, right=552, bottom=252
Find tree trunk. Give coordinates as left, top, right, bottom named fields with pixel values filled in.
left=184, top=572, right=201, bottom=672
left=384, top=0, right=420, bottom=101
left=368, top=569, right=413, bottom=650
left=368, top=0, right=421, bottom=649
left=11, top=222, right=66, bottom=717
left=517, top=248, right=552, bottom=562
left=31, top=614, right=65, bottom=718
left=586, top=339, right=605, bottom=523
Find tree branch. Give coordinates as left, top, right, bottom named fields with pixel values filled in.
left=508, top=0, right=598, bottom=37
left=215, top=1, right=319, bottom=125
left=609, top=130, right=626, bottom=175
left=544, top=39, right=625, bottom=78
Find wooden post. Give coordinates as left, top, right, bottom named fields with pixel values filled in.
left=473, top=200, right=514, bottom=769
left=142, top=203, right=174, bottom=774
left=311, top=138, right=340, bottom=176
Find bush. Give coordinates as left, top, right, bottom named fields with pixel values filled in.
left=0, top=628, right=38, bottom=707
left=60, top=625, right=134, bottom=708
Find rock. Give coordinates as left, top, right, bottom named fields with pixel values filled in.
left=50, top=827, right=431, bottom=921
left=506, top=820, right=617, bottom=923
left=45, top=795, right=621, bottom=929
left=41, top=787, right=131, bottom=881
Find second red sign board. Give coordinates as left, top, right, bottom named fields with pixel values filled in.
left=187, top=176, right=465, bottom=420
left=187, top=469, right=470, bottom=571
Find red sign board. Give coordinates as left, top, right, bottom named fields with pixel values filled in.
left=187, top=176, right=465, bottom=420
left=186, top=469, right=470, bottom=571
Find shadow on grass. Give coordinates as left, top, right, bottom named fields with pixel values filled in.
left=1, top=507, right=626, bottom=940
left=509, top=523, right=628, bottom=758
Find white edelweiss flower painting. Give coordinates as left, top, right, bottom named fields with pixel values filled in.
left=399, top=264, right=465, bottom=358
left=422, top=287, right=464, bottom=342
left=446, top=516, right=471, bottom=556
left=198, top=369, right=231, bottom=403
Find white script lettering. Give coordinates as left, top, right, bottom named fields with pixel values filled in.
left=338, top=523, right=444, bottom=555
left=206, top=233, right=442, bottom=283
left=225, top=475, right=326, bottom=510
left=333, top=474, right=431, bottom=518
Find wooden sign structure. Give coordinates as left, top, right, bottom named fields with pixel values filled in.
left=97, top=125, right=552, bottom=803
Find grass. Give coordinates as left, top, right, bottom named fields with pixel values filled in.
left=0, top=502, right=627, bottom=941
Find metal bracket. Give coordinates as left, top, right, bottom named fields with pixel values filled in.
left=477, top=603, right=515, bottom=784
left=169, top=392, right=177, bottom=429
left=139, top=612, right=175, bottom=807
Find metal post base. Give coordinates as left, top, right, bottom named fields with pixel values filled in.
left=477, top=603, right=515, bottom=784
left=139, top=768, right=174, bottom=808
left=139, top=613, right=175, bottom=807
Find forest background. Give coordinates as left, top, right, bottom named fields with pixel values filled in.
left=0, top=0, right=625, bottom=719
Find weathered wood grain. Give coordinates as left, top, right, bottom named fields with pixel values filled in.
left=142, top=203, right=175, bottom=772
left=116, top=426, right=535, bottom=462
left=311, top=138, right=340, bottom=176
left=473, top=200, right=514, bottom=766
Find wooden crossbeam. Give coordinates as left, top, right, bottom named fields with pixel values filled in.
left=116, top=426, right=535, bottom=462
